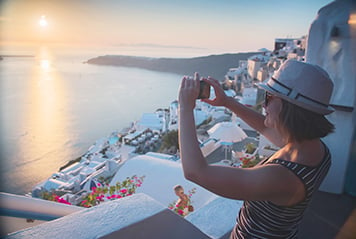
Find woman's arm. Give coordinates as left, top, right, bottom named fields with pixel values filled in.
left=178, top=74, right=208, bottom=179
left=178, top=75, right=301, bottom=203
left=179, top=101, right=298, bottom=202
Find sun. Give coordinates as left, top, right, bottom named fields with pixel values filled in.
left=39, top=15, right=48, bottom=28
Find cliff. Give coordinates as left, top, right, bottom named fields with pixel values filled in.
left=86, top=52, right=257, bottom=79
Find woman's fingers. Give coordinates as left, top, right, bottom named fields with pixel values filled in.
left=201, top=98, right=214, bottom=104
left=207, top=76, right=221, bottom=87
left=194, top=72, right=200, bottom=82
left=182, top=73, right=200, bottom=91
left=201, top=76, right=228, bottom=106
left=180, top=76, right=186, bottom=88
left=178, top=74, right=200, bottom=110
left=196, top=73, right=201, bottom=87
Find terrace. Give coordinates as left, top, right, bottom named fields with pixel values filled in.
left=2, top=1, right=356, bottom=236
left=1, top=150, right=354, bottom=238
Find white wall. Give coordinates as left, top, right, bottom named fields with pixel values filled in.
left=306, top=0, right=356, bottom=193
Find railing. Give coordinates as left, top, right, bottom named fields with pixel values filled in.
left=0, top=192, right=83, bottom=221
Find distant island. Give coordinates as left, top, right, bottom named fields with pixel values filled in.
left=0, top=55, right=34, bottom=58
left=86, top=52, right=258, bottom=79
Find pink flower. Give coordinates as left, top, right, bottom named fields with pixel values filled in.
left=56, top=198, right=71, bottom=205
left=76, top=174, right=145, bottom=208
left=177, top=209, right=184, bottom=215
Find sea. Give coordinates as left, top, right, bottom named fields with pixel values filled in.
left=0, top=45, right=208, bottom=195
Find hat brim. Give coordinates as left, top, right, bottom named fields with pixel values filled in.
left=256, top=82, right=334, bottom=115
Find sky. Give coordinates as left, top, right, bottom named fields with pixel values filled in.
left=0, top=0, right=334, bottom=55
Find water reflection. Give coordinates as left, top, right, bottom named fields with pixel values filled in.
left=11, top=46, right=72, bottom=191
left=1, top=47, right=182, bottom=194
left=40, top=60, right=51, bottom=72
left=39, top=46, right=53, bottom=79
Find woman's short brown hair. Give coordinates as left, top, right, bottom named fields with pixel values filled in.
left=278, top=100, right=335, bottom=142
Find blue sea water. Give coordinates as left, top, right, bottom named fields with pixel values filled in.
left=0, top=46, right=185, bottom=194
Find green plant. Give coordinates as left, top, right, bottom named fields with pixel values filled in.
left=41, top=191, right=71, bottom=205
left=245, top=143, right=257, bottom=154
left=239, top=155, right=262, bottom=168
left=98, top=176, right=112, bottom=185
left=159, top=130, right=179, bottom=152
left=80, top=175, right=145, bottom=208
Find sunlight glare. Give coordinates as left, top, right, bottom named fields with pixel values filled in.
left=40, top=60, right=50, bottom=70
left=39, top=15, right=48, bottom=27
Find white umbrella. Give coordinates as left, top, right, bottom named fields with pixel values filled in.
left=208, top=121, right=247, bottom=159
left=208, top=121, right=247, bottom=142
left=258, top=47, right=270, bottom=52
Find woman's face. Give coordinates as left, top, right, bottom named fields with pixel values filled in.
left=263, top=92, right=283, bottom=129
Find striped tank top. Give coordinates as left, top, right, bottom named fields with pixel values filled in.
left=231, top=143, right=331, bottom=239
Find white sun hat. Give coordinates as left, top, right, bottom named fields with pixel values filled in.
left=257, top=60, right=334, bottom=115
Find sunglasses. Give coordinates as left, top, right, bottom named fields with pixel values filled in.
left=264, top=92, right=274, bottom=106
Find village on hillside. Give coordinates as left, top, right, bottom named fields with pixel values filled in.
left=30, top=36, right=307, bottom=211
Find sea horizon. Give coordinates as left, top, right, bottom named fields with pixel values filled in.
left=0, top=45, right=198, bottom=195
left=0, top=43, right=250, bottom=60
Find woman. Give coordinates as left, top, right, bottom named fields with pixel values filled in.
left=178, top=60, right=335, bottom=238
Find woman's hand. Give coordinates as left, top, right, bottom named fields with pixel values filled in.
left=178, top=72, right=200, bottom=111
left=201, top=76, right=229, bottom=107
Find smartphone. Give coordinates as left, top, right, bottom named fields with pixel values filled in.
left=198, top=80, right=211, bottom=99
